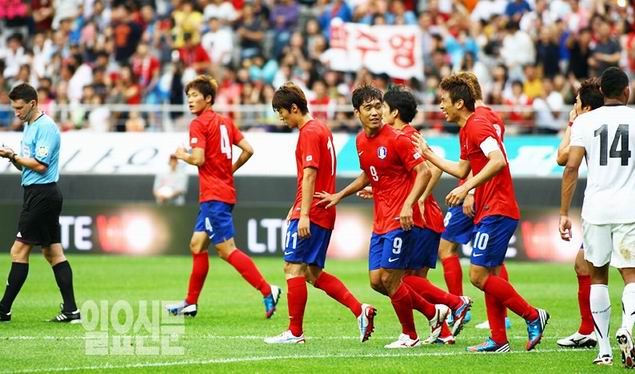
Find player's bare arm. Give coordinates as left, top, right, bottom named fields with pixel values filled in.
left=315, top=171, right=370, bottom=209
left=401, top=162, right=431, bottom=230
left=411, top=132, right=471, bottom=179
left=298, top=167, right=317, bottom=238
left=557, top=109, right=577, bottom=166
left=0, top=147, right=44, bottom=173
left=175, top=146, right=205, bottom=166
left=232, top=138, right=254, bottom=173
left=559, top=146, right=585, bottom=241
left=462, top=170, right=475, bottom=217
left=448, top=149, right=506, bottom=207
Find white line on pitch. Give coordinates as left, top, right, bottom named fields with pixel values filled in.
left=4, top=349, right=589, bottom=374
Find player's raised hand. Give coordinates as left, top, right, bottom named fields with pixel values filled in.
left=411, top=132, right=428, bottom=154
left=298, top=215, right=311, bottom=238
left=0, top=147, right=14, bottom=158
left=559, top=215, right=572, bottom=241
left=446, top=185, right=468, bottom=207
left=356, top=186, right=373, bottom=200
left=315, top=191, right=340, bottom=208
left=399, top=204, right=414, bottom=231
left=462, top=193, right=475, bottom=217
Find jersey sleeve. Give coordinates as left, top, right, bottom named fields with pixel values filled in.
left=569, top=118, right=585, bottom=148
left=33, top=124, right=59, bottom=166
left=395, top=134, right=423, bottom=171
left=189, top=119, right=206, bottom=149
left=467, top=117, right=498, bottom=155
left=299, top=128, right=321, bottom=169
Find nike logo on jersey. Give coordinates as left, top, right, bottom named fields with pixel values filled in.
left=388, top=257, right=399, bottom=263
left=473, top=253, right=484, bottom=257
left=284, top=251, right=294, bottom=256
left=358, top=151, right=364, bottom=156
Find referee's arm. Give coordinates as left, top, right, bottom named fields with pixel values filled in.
left=0, top=150, right=46, bottom=173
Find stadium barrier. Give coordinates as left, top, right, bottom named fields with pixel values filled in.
left=0, top=175, right=586, bottom=263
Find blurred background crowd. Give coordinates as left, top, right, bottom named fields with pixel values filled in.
left=0, top=0, right=633, bottom=134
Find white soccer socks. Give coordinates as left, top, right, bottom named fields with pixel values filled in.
left=590, top=284, right=612, bottom=357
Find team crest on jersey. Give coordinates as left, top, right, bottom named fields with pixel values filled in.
left=36, top=146, right=48, bottom=158
left=377, top=146, right=388, bottom=159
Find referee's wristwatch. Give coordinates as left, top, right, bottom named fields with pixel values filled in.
left=9, top=153, right=17, bottom=163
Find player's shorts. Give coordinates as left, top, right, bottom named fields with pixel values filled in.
left=283, top=219, right=332, bottom=269
left=194, top=201, right=235, bottom=244
left=17, top=182, right=62, bottom=246
left=582, top=220, right=635, bottom=269
left=470, top=215, right=518, bottom=268
left=440, top=205, right=474, bottom=245
left=409, top=227, right=440, bottom=270
left=369, top=228, right=416, bottom=271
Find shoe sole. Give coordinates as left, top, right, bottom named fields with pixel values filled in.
left=526, top=309, right=550, bottom=351
left=361, top=307, right=377, bottom=343
left=556, top=339, right=597, bottom=348
left=451, top=299, right=472, bottom=337
left=616, top=330, right=635, bottom=368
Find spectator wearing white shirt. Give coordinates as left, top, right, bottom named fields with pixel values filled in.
left=532, top=78, right=564, bottom=134
left=501, top=21, right=535, bottom=82
left=201, top=17, right=234, bottom=65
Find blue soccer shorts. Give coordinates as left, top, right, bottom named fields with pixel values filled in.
left=440, top=205, right=474, bottom=245
left=409, top=227, right=441, bottom=270
left=369, top=228, right=416, bottom=271
left=194, top=201, right=235, bottom=245
left=283, top=219, right=332, bottom=269
left=470, top=215, right=518, bottom=268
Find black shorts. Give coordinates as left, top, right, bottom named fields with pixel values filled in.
left=17, top=183, right=63, bottom=247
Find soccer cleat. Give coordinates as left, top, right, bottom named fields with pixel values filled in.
left=592, top=354, right=614, bottom=366
left=0, top=310, right=11, bottom=322
left=264, top=330, right=305, bottom=344
left=357, top=303, right=377, bottom=342
left=165, top=301, right=198, bottom=317
left=556, top=331, right=597, bottom=348
left=451, top=296, right=472, bottom=337
left=466, top=337, right=511, bottom=353
left=526, top=308, right=549, bottom=351
left=263, top=285, right=282, bottom=319
left=475, top=317, right=512, bottom=330
left=422, top=333, right=455, bottom=345
left=384, top=333, right=421, bottom=349
left=428, top=304, right=451, bottom=341
left=49, top=305, right=81, bottom=324
left=616, top=327, right=635, bottom=368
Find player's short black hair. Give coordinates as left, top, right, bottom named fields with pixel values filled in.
left=383, top=86, right=418, bottom=123
left=185, top=75, right=218, bottom=104
left=578, top=78, right=603, bottom=110
left=351, top=84, right=383, bottom=110
left=9, top=83, right=38, bottom=103
left=272, top=82, right=308, bottom=115
left=439, top=75, right=475, bottom=111
left=600, top=67, right=629, bottom=99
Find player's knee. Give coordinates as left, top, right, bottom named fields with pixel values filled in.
left=370, top=278, right=384, bottom=293
left=469, top=272, right=486, bottom=290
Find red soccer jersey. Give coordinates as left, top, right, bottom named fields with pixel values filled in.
left=290, top=119, right=337, bottom=230
left=357, top=125, right=424, bottom=234
left=189, top=109, right=244, bottom=204
left=457, top=106, right=506, bottom=187
left=398, top=124, right=445, bottom=233
left=459, top=112, right=520, bottom=223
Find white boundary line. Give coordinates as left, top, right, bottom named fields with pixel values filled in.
left=5, top=349, right=590, bottom=374
left=0, top=334, right=564, bottom=341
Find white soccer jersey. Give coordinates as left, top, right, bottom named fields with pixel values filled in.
left=570, top=105, right=635, bottom=224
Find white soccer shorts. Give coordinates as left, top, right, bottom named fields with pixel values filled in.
left=582, top=220, right=635, bottom=268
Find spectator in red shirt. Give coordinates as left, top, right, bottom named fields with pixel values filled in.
left=179, top=32, right=211, bottom=75
left=132, top=42, right=161, bottom=102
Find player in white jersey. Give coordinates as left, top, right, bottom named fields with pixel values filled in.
left=560, top=67, right=635, bottom=368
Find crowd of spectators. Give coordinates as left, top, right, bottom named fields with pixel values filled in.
left=0, top=0, right=633, bottom=134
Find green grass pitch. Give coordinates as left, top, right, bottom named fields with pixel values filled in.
left=0, top=255, right=629, bottom=373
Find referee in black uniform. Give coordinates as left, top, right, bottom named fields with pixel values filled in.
left=0, top=83, right=80, bottom=323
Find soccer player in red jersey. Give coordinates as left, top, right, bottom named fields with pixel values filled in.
left=264, top=82, right=376, bottom=344
left=166, top=75, right=281, bottom=318
left=382, top=86, right=472, bottom=343
left=318, top=85, right=450, bottom=348
left=555, top=78, right=603, bottom=349
left=413, top=75, right=549, bottom=352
